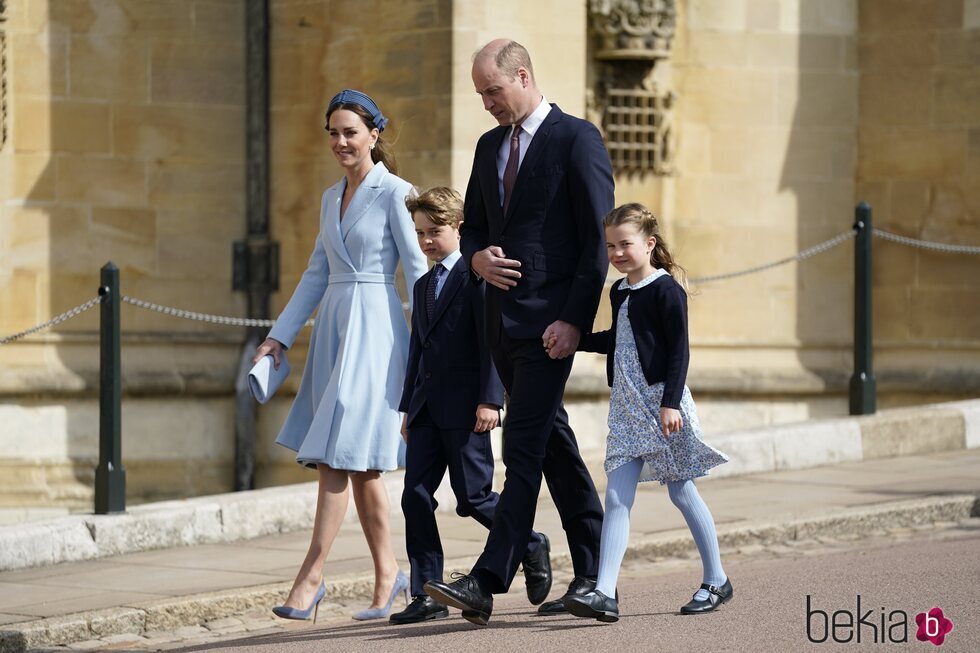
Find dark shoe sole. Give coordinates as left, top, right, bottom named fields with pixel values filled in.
left=536, top=600, right=568, bottom=616
left=389, top=610, right=449, bottom=625
left=460, top=609, right=491, bottom=626
left=424, top=584, right=491, bottom=626
left=564, top=598, right=619, bottom=623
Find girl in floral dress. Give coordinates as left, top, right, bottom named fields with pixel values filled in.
left=549, top=203, right=732, bottom=622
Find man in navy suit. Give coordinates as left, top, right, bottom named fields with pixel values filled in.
left=393, top=187, right=549, bottom=625
left=424, top=39, right=614, bottom=625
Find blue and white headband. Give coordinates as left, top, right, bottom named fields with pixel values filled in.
left=327, top=89, right=388, bottom=132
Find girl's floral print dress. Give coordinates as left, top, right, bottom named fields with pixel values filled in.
left=604, top=269, right=729, bottom=483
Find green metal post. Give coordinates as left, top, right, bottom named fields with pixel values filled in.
left=95, top=262, right=126, bottom=513
left=849, top=203, right=876, bottom=415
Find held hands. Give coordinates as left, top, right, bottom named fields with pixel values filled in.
left=471, top=246, right=521, bottom=291
left=474, top=404, right=499, bottom=434
left=541, top=321, right=580, bottom=359
left=661, top=407, right=683, bottom=438
left=253, top=337, right=285, bottom=369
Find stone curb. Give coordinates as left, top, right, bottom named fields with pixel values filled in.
left=2, top=399, right=979, bottom=574
left=2, top=494, right=977, bottom=653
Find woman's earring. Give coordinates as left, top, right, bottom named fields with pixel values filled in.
left=370, top=143, right=376, bottom=150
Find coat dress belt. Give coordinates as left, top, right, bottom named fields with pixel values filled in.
left=327, top=272, right=395, bottom=285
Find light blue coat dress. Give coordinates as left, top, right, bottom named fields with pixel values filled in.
left=268, top=162, right=428, bottom=471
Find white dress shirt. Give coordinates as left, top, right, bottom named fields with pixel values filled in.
left=496, top=96, right=551, bottom=202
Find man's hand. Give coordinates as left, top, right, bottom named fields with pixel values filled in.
left=400, top=414, right=409, bottom=443
left=473, top=404, right=499, bottom=434
left=542, top=320, right=580, bottom=359
left=253, top=337, right=285, bottom=369
left=471, top=246, right=521, bottom=291
left=660, top=407, right=683, bottom=438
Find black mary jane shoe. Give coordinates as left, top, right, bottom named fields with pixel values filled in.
left=679, top=578, right=733, bottom=614
left=564, top=590, right=619, bottom=623
left=389, top=595, right=449, bottom=624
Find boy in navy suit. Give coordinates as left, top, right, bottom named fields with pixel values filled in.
left=391, top=187, right=550, bottom=624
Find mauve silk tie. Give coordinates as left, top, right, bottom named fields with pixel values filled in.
left=502, top=126, right=521, bottom=214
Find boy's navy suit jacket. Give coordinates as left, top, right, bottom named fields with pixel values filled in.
left=399, top=256, right=505, bottom=430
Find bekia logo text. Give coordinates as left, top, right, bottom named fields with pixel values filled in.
left=807, top=596, right=954, bottom=646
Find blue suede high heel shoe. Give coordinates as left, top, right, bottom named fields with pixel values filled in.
left=352, top=570, right=410, bottom=620
left=272, top=581, right=327, bottom=623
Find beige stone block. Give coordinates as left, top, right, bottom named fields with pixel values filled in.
left=887, top=180, right=931, bottom=232
left=147, top=161, right=243, bottom=211
left=916, top=245, right=980, bottom=290
left=936, top=29, right=980, bottom=66
left=776, top=71, right=857, bottom=127
left=69, top=34, right=149, bottom=102
left=191, top=0, right=245, bottom=39
left=376, top=0, right=447, bottom=32
left=860, top=70, right=932, bottom=126
left=708, top=127, right=753, bottom=175
left=112, top=105, right=244, bottom=161
left=0, top=153, right=56, bottom=201
left=12, top=99, right=111, bottom=154
left=746, top=0, right=781, bottom=31
left=687, top=0, right=746, bottom=31
left=49, top=0, right=194, bottom=36
left=859, top=0, right=962, bottom=31
left=271, top=106, right=337, bottom=166
left=382, top=96, right=453, bottom=156
left=933, top=68, right=980, bottom=127
left=8, top=31, right=68, bottom=97
left=687, top=32, right=748, bottom=67
left=968, top=129, right=980, bottom=176
left=857, top=31, right=937, bottom=70
left=0, top=268, right=43, bottom=332
left=874, top=287, right=911, bottom=341
left=680, top=69, right=777, bottom=127
left=150, top=39, right=244, bottom=106
left=363, top=30, right=453, bottom=99
left=91, top=207, right=157, bottom=244
left=270, top=0, right=335, bottom=42
left=674, top=123, right=711, bottom=176
left=48, top=206, right=95, bottom=275
left=855, top=180, right=891, bottom=223
left=967, top=0, right=980, bottom=28
left=858, top=127, right=965, bottom=179
left=747, top=33, right=844, bottom=70
left=910, top=288, right=980, bottom=339
left=56, top=156, right=146, bottom=205
left=812, top=0, right=857, bottom=35
left=860, top=408, right=964, bottom=459
left=271, top=41, right=335, bottom=109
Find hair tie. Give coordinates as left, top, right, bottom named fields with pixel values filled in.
left=327, top=89, right=388, bottom=132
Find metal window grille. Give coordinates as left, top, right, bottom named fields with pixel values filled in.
left=603, top=88, right=671, bottom=174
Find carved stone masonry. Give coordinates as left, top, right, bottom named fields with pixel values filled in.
left=588, top=0, right=676, bottom=174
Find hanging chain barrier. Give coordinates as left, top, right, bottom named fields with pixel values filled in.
left=0, top=296, right=102, bottom=345
left=690, top=229, right=858, bottom=285
left=873, top=228, right=980, bottom=255
left=1, top=227, right=977, bottom=345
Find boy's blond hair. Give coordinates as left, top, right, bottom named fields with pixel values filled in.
left=406, top=187, right=463, bottom=228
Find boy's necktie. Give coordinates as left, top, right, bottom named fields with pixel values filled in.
left=425, top=264, right=444, bottom=320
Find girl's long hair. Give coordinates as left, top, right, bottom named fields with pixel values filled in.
left=603, top=203, right=689, bottom=291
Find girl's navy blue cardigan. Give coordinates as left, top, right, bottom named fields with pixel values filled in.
left=578, top=274, right=690, bottom=409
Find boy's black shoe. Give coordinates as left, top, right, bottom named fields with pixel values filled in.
left=564, top=589, right=619, bottom=623
left=679, top=578, right=733, bottom=614
left=389, top=595, right=449, bottom=624
left=424, top=574, right=493, bottom=626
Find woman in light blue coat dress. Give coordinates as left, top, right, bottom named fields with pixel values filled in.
left=253, top=91, right=427, bottom=622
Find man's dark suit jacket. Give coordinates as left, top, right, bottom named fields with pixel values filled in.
left=460, top=104, right=615, bottom=341
left=399, top=256, right=505, bottom=429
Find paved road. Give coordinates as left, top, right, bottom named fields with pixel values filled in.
left=122, top=522, right=979, bottom=653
